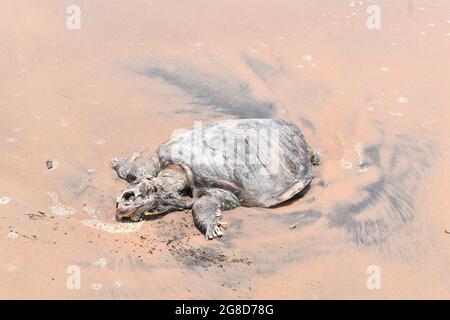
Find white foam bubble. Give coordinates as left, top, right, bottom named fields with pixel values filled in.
left=93, top=257, right=107, bottom=268
left=59, top=117, right=70, bottom=127
left=83, top=205, right=99, bottom=216
left=81, top=219, right=143, bottom=234
left=354, top=143, right=368, bottom=173
left=422, top=120, right=436, bottom=128
left=48, top=192, right=76, bottom=216
left=5, top=137, right=18, bottom=143
left=302, top=54, right=313, bottom=61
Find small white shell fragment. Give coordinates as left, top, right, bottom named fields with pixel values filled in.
left=7, top=231, right=19, bottom=239
left=91, top=283, right=102, bottom=290
left=398, top=96, right=408, bottom=104
left=341, top=160, right=352, bottom=169
left=95, top=139, right=106, bottom=145
left=0, top=196, right=11, bottom=205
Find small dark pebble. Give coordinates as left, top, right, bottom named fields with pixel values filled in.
left=46, top=160, right=53, bottom=170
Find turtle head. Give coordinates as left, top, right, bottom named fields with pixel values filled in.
left=115, top=178, right=192, bottom=222
left=115, top=179, right=163, bottom=221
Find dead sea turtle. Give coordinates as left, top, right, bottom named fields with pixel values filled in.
left=112, top=119, right=319, bottom=239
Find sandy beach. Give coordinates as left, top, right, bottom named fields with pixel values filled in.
left=1, top=0, right=449, bottom=299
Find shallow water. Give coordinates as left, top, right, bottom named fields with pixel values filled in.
left=1, top=0, right=449, bottom=299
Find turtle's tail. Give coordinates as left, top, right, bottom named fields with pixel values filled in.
left=307, top=142, right=321, bottom=166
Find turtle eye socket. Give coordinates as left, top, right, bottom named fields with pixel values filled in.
left=122, top=191, right=136, bottom=204
left=125, top=174, right=137, bottom=183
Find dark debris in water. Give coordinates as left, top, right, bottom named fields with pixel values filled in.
left=168, top=243, right=252, bottom=268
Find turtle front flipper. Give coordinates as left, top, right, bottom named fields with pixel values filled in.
left=192, top=189, right=240, bottom=240
left=112, top=152, right=159, bottom=182
left=307, top=142, right=321, bottom=166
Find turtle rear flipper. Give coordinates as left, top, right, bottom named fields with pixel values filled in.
left=311, top=150, right=321, bottom=166
left=307, top=143, right=321, bottom=166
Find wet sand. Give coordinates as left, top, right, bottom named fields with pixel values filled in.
left=1, top=0, right=449, bottom=299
